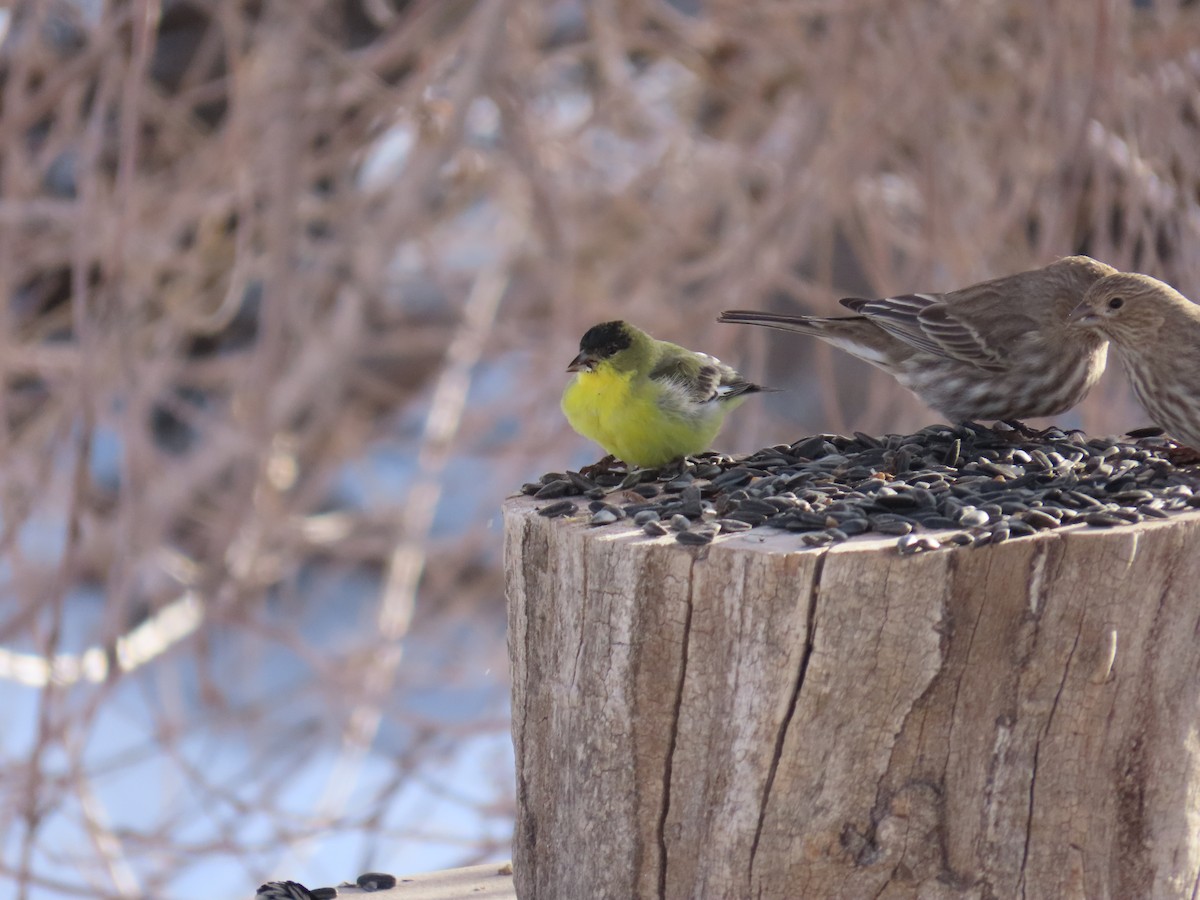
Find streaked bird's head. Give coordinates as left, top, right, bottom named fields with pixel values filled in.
left=568, top=321, right=648, bottom=373
left=1067, top=272, right=1189, bottom=343
left=1054, top=255, right=1118, bottom=283
left=1048, top=255, right=1118, bottom=319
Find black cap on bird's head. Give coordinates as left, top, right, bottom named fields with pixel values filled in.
left=567, top=320, right=634, bottom=372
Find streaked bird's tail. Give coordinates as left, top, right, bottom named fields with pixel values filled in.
left=718, top=309, right=859, bottom=334
left=718, top=308, right=897, bottom=371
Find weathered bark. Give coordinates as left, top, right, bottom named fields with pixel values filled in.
left=505, top=496, right=1200, bottom=900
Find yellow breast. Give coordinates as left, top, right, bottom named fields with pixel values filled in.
left=561, top=365, right=724, bottom=467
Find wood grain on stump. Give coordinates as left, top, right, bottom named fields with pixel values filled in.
left=505, top=496, right=1200, bottom=900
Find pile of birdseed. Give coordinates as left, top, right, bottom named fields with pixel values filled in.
left=256, top=871, right=399, bottom=898
left=256, top=870, right=398, bottom=898
left=520, top=423, right=1200, bottom=554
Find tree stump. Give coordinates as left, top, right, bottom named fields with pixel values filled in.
left=504, top=495, right=1200, bottom=900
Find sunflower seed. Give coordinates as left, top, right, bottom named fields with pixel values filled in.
left=534, top=479, right=576, bottom=499
left=358, top=872, right=398, bottom=891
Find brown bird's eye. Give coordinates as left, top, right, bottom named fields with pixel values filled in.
left=1108, top=297, right=1124, bottom=309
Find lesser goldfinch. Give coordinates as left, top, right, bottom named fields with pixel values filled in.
left=719, top=256, right=1116, bottom=421
left=561, top=320, right=769, bottom=468
left=1068, top=272, right=1200, bottom=450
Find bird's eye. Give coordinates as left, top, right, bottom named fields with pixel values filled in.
left=1108, top=297, right=1124, bottom=310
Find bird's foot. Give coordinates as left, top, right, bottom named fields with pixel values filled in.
left=998, top=419, right=1046, bottom=439
left=1122, top=426, right=1194, bottom=463
left=1166, top=445, right=1200, bottom=466
left=655, top=458, right=689, bottom=480
left=578, top=455, right=619, bottom=479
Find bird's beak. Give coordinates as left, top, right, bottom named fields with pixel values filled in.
left=1067, top=301, right=1100, bottom=325
left=567, top=352, right=595, bottom=373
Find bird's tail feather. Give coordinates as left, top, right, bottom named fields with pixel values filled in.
left=719, top=381, right=781, bottom=399
left=718, top=310, right=859, bottom=333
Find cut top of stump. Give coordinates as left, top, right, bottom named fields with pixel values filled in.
left=517, top=422, right=1200, bottom=555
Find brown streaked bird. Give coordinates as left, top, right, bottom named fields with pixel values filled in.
left=1068, top=272, right=1200, bottom=450
left=719, top=256, right=1117, bottom=422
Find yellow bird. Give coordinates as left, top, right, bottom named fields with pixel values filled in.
left=561, top=320, right=770, bottom=468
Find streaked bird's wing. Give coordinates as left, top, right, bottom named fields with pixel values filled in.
left=842, top=291, right=1014, bottom=371
left=841, top=293, right=948, bottom=358
left=916, top=304, right=1010, bottom=369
